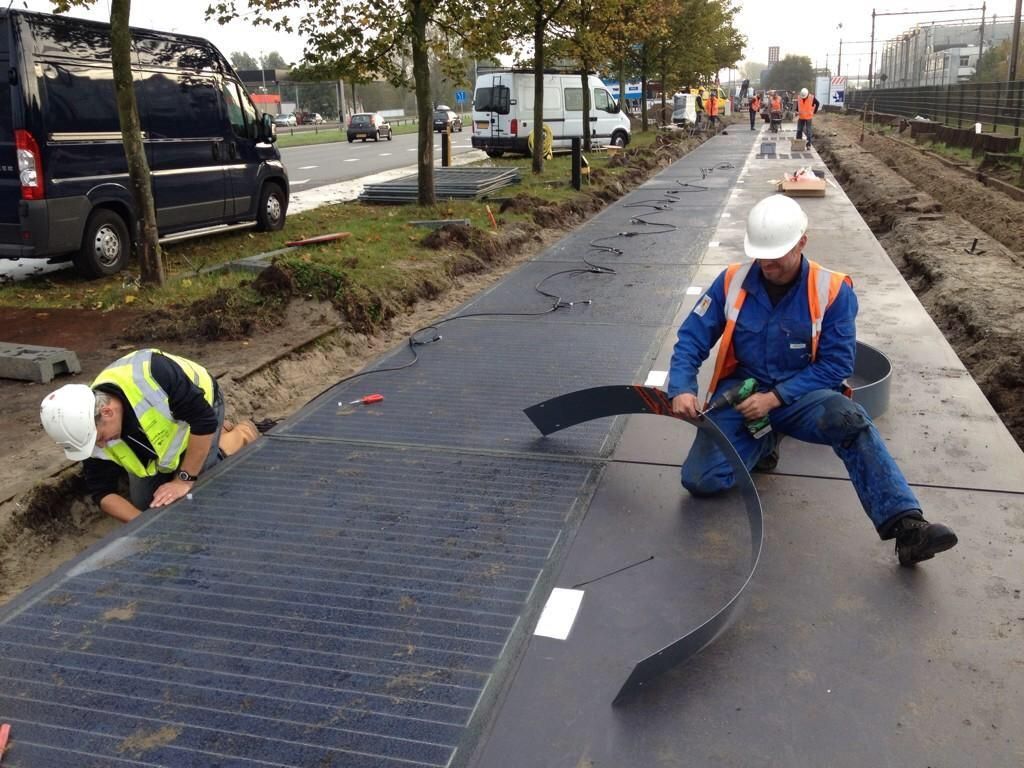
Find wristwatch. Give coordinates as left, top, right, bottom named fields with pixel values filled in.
left=177, top=469, right=198, bottom=482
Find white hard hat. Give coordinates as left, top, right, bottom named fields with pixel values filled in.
left=800, top=88, right=809, bottom=99
left=40, top=384, right=97, bottom=461
left=744, top=195, right=808, bottom=260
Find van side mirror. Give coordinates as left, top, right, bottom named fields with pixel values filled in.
left=261, top=113, right=277, bottom=142
left=610, top=100, right=620, bottom=114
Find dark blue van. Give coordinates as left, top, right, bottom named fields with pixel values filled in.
left=0, top=10, right=289, bottom=277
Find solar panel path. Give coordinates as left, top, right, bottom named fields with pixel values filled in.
left=4, top=122, right=1023, bottom=767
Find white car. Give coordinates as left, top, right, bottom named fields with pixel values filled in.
left=273, top=113, right=297, bottom=127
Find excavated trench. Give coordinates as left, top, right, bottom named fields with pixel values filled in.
left=815, top=116, right=1024, bottom=450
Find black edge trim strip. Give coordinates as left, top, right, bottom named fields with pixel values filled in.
left=523, top=385, right=763, bottom=705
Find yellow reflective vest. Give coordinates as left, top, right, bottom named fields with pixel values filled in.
left=91, top=349, right=215, bottom=477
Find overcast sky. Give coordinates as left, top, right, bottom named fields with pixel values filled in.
left=17, top=0, right=1023, bottom=82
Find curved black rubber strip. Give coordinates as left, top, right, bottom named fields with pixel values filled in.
left=524, top=385, right=764, bottom=705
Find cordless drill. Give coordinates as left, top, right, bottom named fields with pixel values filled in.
left=700, top=377, right=772, bottom=439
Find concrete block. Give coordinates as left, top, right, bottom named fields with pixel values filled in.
left=0, top=342, right=81, bottom=384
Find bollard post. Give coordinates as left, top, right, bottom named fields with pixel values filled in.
left=571, top=137, right=582, bottom=190
left=442, top=125, right=452, bottom=167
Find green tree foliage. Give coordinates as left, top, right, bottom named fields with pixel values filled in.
left=972, top=39, right=1024, bottom=83
left=763, top=54, right=814, bottom=92
left=208, top=0, right=508, bottom=205
left=263, top=51, right=289, bottom=69
left=741, top=60, right=766, bottom=84
left=230, top=51, right=259, bottom=70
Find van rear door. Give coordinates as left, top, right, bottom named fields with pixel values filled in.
left=0, top=18, right=22, bottom=253
left=472, top=74, right=510, bottom=144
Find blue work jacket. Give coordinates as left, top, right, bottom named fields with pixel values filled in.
left=668, top=256, right=858, bottom=404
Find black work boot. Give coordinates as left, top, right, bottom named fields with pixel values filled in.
left=893, top=517, right=958, bottom=566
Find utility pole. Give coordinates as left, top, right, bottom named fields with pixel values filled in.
left=838, top=39, right=843, bottom=76
left=1010, top=0, right=1022, bottom=82
left=978, top=2, right=986, bottom=75
left=868, top=9, right=876, bottom=88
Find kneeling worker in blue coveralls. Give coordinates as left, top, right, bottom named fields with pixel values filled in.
left=668, top=194, right=958, bottom=566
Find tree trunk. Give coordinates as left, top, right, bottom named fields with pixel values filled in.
left=532, top=10, right=545, bottom=175
left=580, top=69, right=591, bottom=151
left=110, top=0, right=162, bottom=285
left=641, top=74, right=649, bottom=131
left=640, top=45, right=649, bottom=132
left=411, top=0, right=435, bottom=205
left=617, top=58, right=626, bottom=116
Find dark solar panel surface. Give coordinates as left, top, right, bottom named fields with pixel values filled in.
left=0, top=139, right=735, bottom=767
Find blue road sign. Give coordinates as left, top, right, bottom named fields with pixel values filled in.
left=455, top=90, right=467, bottom=103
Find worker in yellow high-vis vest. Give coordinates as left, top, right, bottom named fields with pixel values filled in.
left=39, top=349, right=258, bottom=522
left=667, top=195, right=958, bottom=567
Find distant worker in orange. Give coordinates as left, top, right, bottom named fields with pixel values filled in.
left=705, top=87, right=719, bottom=130
left=748, top=92, right=762, bottom=131
left=796, top=87, right=821, bottom=148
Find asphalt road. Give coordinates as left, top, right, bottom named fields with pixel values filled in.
left=279, top=130, right=478, bottom=189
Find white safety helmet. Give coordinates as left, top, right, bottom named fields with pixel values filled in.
left=800, top=88, right=809, bottom=99
left=40, top=384, right=97, bottom=461
left=744, top=194, right=808, bottom=260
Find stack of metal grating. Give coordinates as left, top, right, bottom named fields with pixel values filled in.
left=359, top=167, right=521, bottom=204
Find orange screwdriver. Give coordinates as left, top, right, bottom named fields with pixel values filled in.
left=347, top=393, right=384, bottom=405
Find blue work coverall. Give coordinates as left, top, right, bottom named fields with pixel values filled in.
left=668, top=257, right=920, bottom=539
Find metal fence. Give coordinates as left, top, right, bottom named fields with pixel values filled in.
left=847, top=81, right=1024, bottom=136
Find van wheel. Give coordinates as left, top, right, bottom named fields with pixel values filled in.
left=256, top=182, right=286, bottom=232
left=74, top=209, right=129, bottom=278
left=611, top=130, right=629, bottom=147
left=347, top=137, right=354, bottom=143
left=485, top=150, right=504, bottom=158
left=374, top=129, right=381, bottom=142
left=387, top=130, right=393, bottom=141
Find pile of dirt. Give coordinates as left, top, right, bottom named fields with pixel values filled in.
left=817, top=116, right=1024, bottom=447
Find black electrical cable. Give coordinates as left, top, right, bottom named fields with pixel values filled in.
left=277, top=159, right=737, bottom=423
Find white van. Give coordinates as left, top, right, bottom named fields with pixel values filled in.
left=471, top=70, right=631, bottom=157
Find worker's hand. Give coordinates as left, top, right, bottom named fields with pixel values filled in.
left=150, top=478, right=194, bottom=508
left=735, top=391, right=782, bottom=421
left=671, top=393, right=700, bottom=420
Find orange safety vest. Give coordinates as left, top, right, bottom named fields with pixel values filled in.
left=770, top=96, right=782, bottom=112
left=705, top=260, right=853, bottom=405
left=750, top=96, right=761, bottom=112
left=798, top=95, right=816, bottom=120
left=706, top=93, right=719, bottom=117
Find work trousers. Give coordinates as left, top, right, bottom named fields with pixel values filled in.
left=128, top=390, right=226, bottom=509
left=796, top=118, right=813, bottom=144
left=749, top=110, right=758, bottom=129
left=681, top=384, right=920, bottom=538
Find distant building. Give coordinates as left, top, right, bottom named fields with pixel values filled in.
left=768, top=46, right=780, bottom=64
left=877, top=20, right=1015, bottom=87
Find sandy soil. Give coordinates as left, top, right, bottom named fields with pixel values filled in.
left=816, top=114, right=1024, bottom=450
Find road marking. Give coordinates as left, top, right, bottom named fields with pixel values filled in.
left=534, top=588, right=584, bottom=640
left=644, top=370, right=668, bottom=387
left=407, top=148, right=417, bottom=152
left=379, top=153, right=392, bottom=156
left=290, top=179, right=310, bottom=185
left=298, top=165, right=318, bottom=170
left=344, top=158, right=359, bottom=163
